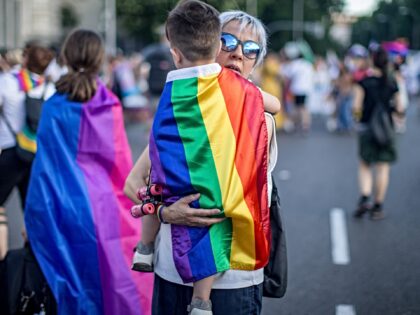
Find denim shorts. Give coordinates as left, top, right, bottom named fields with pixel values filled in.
left=152, top=274, right=263, bottom=315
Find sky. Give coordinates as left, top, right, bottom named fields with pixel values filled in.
left=344, top=0, right=379, bottom=16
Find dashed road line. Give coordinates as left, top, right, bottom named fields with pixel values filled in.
left=330, top=208, right=350, bottom=265
left=336, top=304, right=356, bottom=315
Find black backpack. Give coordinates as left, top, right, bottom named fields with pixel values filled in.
left=369, top=85, right=395, bottom=147
left=263, top=177, right=288, bottom=298
left=24, top=81, right=49, bottom=134
left=369, top=101, right=394, bottom=147
left=0, top=245, right=57, bottom=315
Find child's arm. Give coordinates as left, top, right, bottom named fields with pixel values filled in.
left=124, top=145, right=150, bottom=203
left=261, top=90, right=281, bottom=114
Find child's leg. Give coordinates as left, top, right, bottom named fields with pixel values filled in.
left=188, top=275, right=215, bottom=314
left=141, top=214, right=160, bottom=245
left=193, top=275, right=215, bottom=301
left=132, top=214, right=160, bottom=272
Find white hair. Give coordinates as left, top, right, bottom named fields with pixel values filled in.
left=219, top=10, right=267, bottom=66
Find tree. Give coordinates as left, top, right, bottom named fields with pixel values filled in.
left=117, top=0, right=345, bottom=54
left=351, top=0, right=420, bottom=49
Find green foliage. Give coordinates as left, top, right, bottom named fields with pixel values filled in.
left=117, top=0, right=345, bottom=54
left=61, top=5, right=79, bottom=29
left=351, top=0, right=420, bottom=49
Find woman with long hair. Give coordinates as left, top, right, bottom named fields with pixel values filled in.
left=353, top=47, right=404, bottom=220
left=24, top=30, right=152, bottom=314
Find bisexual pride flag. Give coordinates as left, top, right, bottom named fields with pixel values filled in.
left=149, top=64, right=271, bottom=283
left=25, top=82, right=153, bottom=315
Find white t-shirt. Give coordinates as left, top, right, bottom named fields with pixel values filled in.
left=0, top=71, right=56, bottom=150
left=0, top=71, right=25, bottom=149
left=282, top=58, right=314, bottom=96
left=154, top=114, right=278, bottom=289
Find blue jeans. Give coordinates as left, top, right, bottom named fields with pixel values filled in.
left=152, top=274, right=263, bottom=315
left=337, top=95, right=354, bottom=130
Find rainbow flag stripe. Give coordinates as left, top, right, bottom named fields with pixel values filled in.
left=15, top=69, right=43, bottom=92
left=24, top=82, right=153, bottom=315
left=149, top=64, right=270, bottom=283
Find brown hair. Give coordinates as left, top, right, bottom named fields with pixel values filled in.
left=26, top=46, right=54, bottom=75
left=166, top=0, right=221, bottom=62
left=56, top=29, right=104, bottom=102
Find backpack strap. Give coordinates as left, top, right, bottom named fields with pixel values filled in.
left=0, top=97, right=17, bottom=138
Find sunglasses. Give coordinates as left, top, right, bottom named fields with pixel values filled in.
left=221, top=32, right=261, bottom=60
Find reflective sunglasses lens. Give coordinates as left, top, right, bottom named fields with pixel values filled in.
left=221, top=34, right=238, bottom=52
left=243, top=41, right=260, bottom=59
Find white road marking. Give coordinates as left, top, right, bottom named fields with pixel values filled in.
left=330, top=208, right=350, bottom=265
left=336, top=304, right=356, bottom=315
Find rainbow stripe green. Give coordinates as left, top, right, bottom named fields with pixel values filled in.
left=149, top=64, right=270, bottom=282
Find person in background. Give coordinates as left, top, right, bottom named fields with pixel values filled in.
left=24, top=29, right=152, bottom=314
left=281, top=42, right=314, bottom=133
left=382, top=40, right=409, bottom=134
left=352, top=47, right=404, bottom=220
left=260, top=52, right=284, bottom=129
left=333, top=66, right=355, bottom=132
left=346, top=43, right=370, bottom=83
left=0, top=44, right=54, bottom=259
left=142, top=24, right=176, bottom=113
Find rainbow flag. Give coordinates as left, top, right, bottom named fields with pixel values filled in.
left=24, top=82, right=153, bottom=315
left=14, top=69, right=44, bottom=92
left=149, top=64, right=270, bottom=283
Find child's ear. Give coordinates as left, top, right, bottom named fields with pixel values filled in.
left=170, top=47, right=182, bottom=67
left=216, top=40, right=222, bottom=57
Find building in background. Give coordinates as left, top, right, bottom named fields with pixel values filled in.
left=1, top=0, right=104, bottom=49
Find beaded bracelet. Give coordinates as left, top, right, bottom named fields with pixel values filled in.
left=157, top=204, right=168, bottom=224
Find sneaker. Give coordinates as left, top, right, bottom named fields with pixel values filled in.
left=188, top=309, right=213, bottom=315
left=131, top=250, right=154, bottom=272
left=370, top=209, right=385, bottom=221
left=353, top=203, right=370, bottom=218
left=187, top=298, right=213, bottom=315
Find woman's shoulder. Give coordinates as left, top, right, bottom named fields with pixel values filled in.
left=359, top=74, right=382, bottom=88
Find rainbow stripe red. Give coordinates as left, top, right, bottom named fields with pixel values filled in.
left=149, top=64, right=270, bottom=282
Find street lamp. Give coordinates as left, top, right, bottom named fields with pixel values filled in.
left=293, top=0, right=304, bottom=40
left=104, top=0, right=116, bottom=55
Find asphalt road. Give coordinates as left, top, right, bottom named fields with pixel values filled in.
left=6, top=104, right=420, bottom=315
left=262, top=105, right=420, bottom=315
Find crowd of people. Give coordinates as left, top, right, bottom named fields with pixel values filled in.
left=0, top=0, right=415, bottom=314
left=252, top=38, right=414, bottom=136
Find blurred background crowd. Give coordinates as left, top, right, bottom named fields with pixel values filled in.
left=1, top=0, right=420, bottom=133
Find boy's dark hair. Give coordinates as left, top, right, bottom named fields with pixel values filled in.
left=166, top=0, right=221, bottom=62
left=56, top=29, right=104, bottom=102
left=26, top=45, right=55, bottom=75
